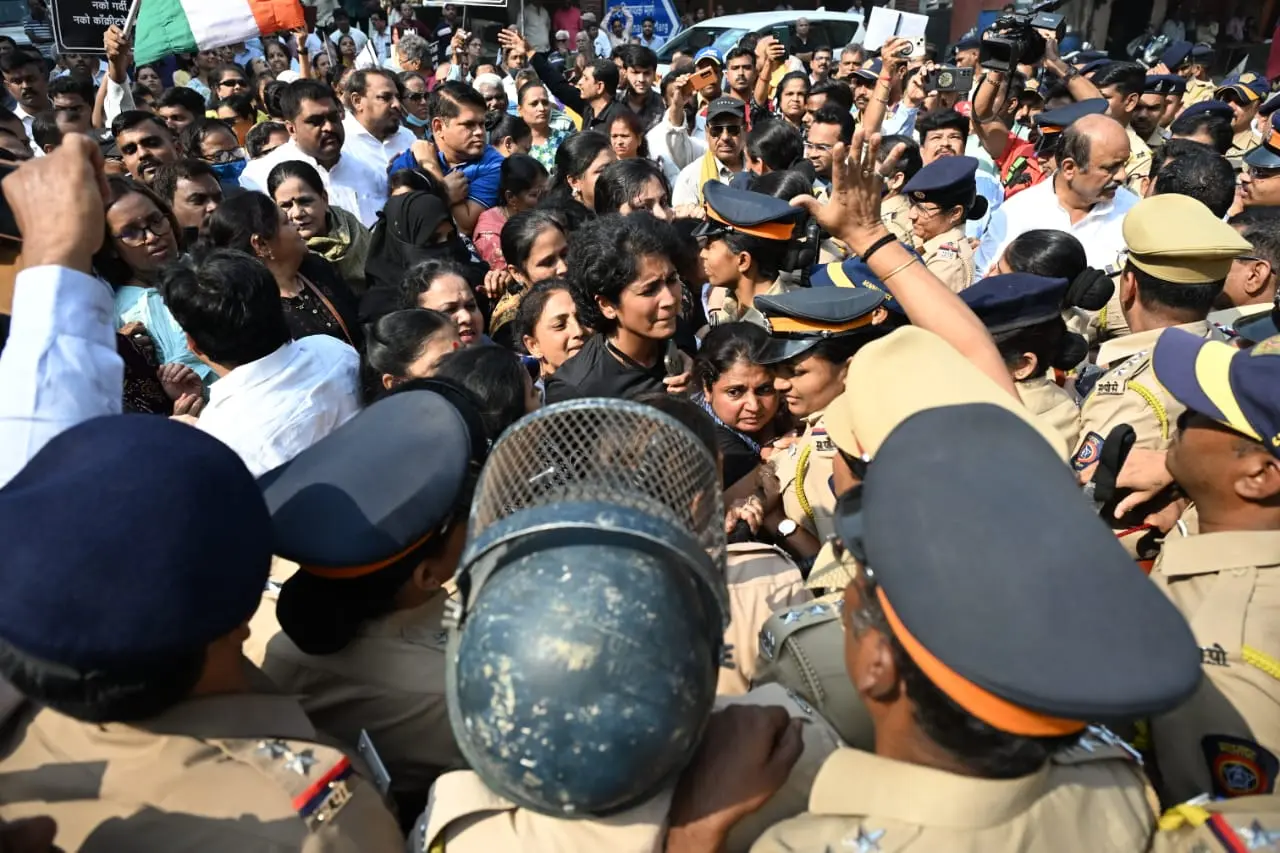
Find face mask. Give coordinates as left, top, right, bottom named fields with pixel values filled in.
left=404, top=112, right=430, bottom=128
left=1011, top=121, right=1032, bottom=141
left=210, top=157, right=247, bottom=183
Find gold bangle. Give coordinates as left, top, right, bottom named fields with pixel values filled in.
left=881, top=257, right=919, bottom=282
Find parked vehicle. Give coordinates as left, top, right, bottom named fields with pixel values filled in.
left=655, top=11, right=864, bottom=76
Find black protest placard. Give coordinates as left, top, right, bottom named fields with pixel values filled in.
left=51, top=0, right=129, bottom=54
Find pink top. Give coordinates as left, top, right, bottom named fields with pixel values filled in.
left=473, top=206, right=509, bottom=270
left=552, top=7, right=582, bottom=43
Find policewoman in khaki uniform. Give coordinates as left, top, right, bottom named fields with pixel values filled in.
left=1073, top=195, right=1250, bottom=478
left=0, top=417, right=403, bottom=851
left=750, top=403, right=1201, bottom=853
left=697, top=182, right=806, bottom=330
left=958, top=272, right=1114, bottom=451
left=260, top=387, right=489, bottom=808
left=901, top=155, right=986, bottom=293
left=1146, top=331, right=1280, bottom=806
left=756, top=287, right=888, bottom=550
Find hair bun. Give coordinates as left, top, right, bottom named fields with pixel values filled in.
left=1052, top=331, right=1090, bottom=372
left=1066, top=267, right=1114, bottom=311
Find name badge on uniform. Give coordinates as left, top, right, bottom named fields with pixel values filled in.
left=1094, top=379, right=1124, bottom=396
left=358, top=729, right=393, bottom=797
left=936, top=242, right=958, bottom=261
left=813, top=428, right=834, bottom=453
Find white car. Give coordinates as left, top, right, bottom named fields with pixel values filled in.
left=654, top=11, right=864, bottom=77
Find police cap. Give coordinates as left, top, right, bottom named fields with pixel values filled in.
left=1244, top=113, right=1280, bottom=169
left=754, top=286, right=884, bottom=364
left=953, top=34, right=981, bottom=52
left=1144, top=74, right=1187, bottom=97
left=1033, top=97, right=1108, bottom=132
left=260, top=387, right=487, bottom=572
left=1079, top=58, right=1112, bottom=77
left=1153, top=329, right=1280, bottom=458
left=901, top=155, right=987, bottom=220
left=1215, top=71, right=1269, bottom=105
left=1069, top=49, right=1109, bottom=66
left=1160, top=40, right=1193, bottom=70
left=824, top=326, right=1068, bottom=463
left=850, top=58, right=881, bottom=82
left=834, top=403, right=1201, bottom=732
left=1179, top=99, right=1235, bottom=121
left=1189, top=43, right=1215, bottom=65
left=1123, top=195, right=1252, bottom=284
left=694, top=181, right=804, bottom=242
left=807, top=256, right=904, bottom=314
left=960, top=273, right=1070, bottom=332
left=0, top=416, right=272, bottom=672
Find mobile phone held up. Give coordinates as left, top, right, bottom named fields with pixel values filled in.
left=682, top=65, right=719, bottom=96
left=924, top=65, right=974, bottom=94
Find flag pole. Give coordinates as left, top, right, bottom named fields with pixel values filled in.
left=122, top=0, right=142, bottom=41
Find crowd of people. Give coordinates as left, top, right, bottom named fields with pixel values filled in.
left=0, top=1, right=1279, bottom=850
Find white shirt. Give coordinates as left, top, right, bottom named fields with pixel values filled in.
left=240, top=139, right=388, bottom=228
left=340, top=115, right=416, bottom=173
left=672, top=155, right=743, bottom=207
left=647, top=112, right=706, bottom=185
left=639, top=34, right=666, bottom=51
left=368, top=27, right=393, bottom=61
left=0, top=266, right=122, bottom=489
left=522, top=4, right=552, bottom=52
left=594, top=31, right=613, bottom=58
left=11, top=103, right=36, bottom=155
left=329, top=26, right=369, bottom=53
left=973, top=176, right=1141, bottom=282
left=197, top=336, right=361, bottom=477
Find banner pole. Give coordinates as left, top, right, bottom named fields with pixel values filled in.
left=122, top=0, right=142, bottom=41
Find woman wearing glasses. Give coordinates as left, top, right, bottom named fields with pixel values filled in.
left=901, top=155, right=986, bottom=293
left=399, top=71, right=432, bottom=139
left=95, top=178, right=213, bottom=386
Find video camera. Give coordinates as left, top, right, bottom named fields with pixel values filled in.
left=979, top=0, right=1067, bottom=73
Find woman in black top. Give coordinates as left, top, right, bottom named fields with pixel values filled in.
left=202, top=192, right=362, bottom=350
left=544, top=213, right=691, bottom=403
left=693, top=322, right=787, bottom=490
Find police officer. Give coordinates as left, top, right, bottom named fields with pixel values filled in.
left=0, top=417, right=404, bottom=850
left=900, top=155, right=986, bottom=293
left=1214, top=71, right=1268, bottom=168
left=960, top=272, right=1107, bottom=450
left=1242, top=115, right=1280, bottom=210
left=697, top=182, right=807, bottom=329
left=1167, top=42, right=1217, bottom=110
left=259, top=385, right=489, bottom=807
left=756, top=287, right=886, bottom=557
left=1074, top=194, right=1250, bottom=479
left=748, top=403, right=1201, bottom=852
left=1146, top=330, right=1280, bottom=805
left=1138, top=74, right=1186, bottom=153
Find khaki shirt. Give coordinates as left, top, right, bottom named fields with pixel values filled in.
left=1150, top=792, right=1280, bottom=851
left=771, top=410, right=838, bottom=541
left=707, top=279, right=797, bottom=330
left=1226, top=127, right=1264, bottom=170
left=750, top=740, right=1159, bottom=852
left=1149, top=530, right=1280, bottom=805
left=918, top=227, right=974, bottom=293
left=0, top=692, right=404, bottom=852
left=881, top=194, right=913, bottom=245
left=1072, top=321, right=1218, bottom=472
left=720, top=542, right=813, bottom=696
left=1016, top=374, right=1082, bottom=451
left=415, top=684, right=843, bottom=853
left=260, top=593, right=461, bottom=799
left=1126, top=126, right=1154, bottom=196
left=1182, top=78, right=1217, bottom=110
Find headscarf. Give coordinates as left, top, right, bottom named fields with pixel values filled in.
left=361, top=191, right=472, bottom=321
left=307, top=204, right=372, bottom=295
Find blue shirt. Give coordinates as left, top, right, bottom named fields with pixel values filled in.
left=388, top=145, right=504, bottom=209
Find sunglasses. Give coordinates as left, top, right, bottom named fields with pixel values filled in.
left=219, top=78, right=248, bottom=88
left=708, top=123, right=743, bottom=138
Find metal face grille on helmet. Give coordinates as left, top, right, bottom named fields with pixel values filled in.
left=468, top=398, right=727, bottom=571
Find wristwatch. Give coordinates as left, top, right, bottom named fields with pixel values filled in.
left=777, top=519, right=798, bottom=538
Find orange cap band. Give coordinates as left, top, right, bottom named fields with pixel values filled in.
left=705, top=206, right=798, bottom=241
left=878, top=587, right=1087, bottom=737
left=768, top=314, right=876, bottom=335
left=299, top=527, right=441, bottom=580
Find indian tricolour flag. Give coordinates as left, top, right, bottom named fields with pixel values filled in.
left=133, top=0, right=306, bottom=65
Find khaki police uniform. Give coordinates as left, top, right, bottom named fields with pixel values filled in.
left=771, top=410, right=838, bottom=542
left=750, top=737, right=1159, bottom=852
left=918, top=227, right=975, bottom=293
left=707, top=279, right=798, bottom=330
left=0, top=692, right=405, bottom=851
left=1150, top=793, right=1280, bottom=851
left=720, top=541, right=813, bottom=696
left=1126, top=125, right=1154, bottom=196
left=1017, top=374, right=1082, bottom=451
left=261, top=593, right=462, bottom=800
left=1073, top=320, right=1217, bottom=470
left=1228, top=127, right=1265, bottom=170
left=1182, top=77, right=1217, bottom=110
left=881, top=193, right=913, bottom=244
left=415, top=684, right=843, bottom=853
left=1149, top=530, right=1280, bottom=805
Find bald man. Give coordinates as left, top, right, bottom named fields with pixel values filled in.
left=975, top=113, right=1139, bottom=280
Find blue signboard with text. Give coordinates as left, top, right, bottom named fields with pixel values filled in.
left=603, top=0, right=681, bottom=42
